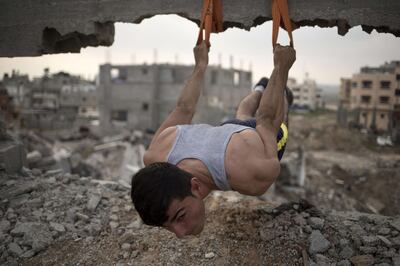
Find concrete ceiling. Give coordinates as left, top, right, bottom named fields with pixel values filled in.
left=1, top=0, right=399, bottom=57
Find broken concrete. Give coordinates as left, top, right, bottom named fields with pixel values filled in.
left=1, top=0, right=400, bottom=57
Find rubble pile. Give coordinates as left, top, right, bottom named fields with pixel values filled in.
left=1, top=167, right=400, bottom=265
left=20, top=130, right=147, bottom=184
left=0, top=169, right=131, bottom=265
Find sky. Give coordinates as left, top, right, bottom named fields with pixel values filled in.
left=0, top=15, right=399, bottom=86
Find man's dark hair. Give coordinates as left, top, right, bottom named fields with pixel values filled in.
left=131, top=162, right=193, bottom=226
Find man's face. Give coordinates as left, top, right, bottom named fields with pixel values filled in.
left=163, top=195, right=205, bottom=238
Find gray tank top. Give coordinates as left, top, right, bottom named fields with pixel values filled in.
left=166, top=124, right=253, bottom=191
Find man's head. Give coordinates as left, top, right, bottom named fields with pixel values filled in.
left=131, top=162, right=206, bottom=238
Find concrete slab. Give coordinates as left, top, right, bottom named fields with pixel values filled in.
left=0, top=140, right=27, bottom=174
left=0, top=0, right=399, bottom=57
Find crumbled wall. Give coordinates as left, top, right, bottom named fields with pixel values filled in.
left=0, top=0, right=399, bottom=57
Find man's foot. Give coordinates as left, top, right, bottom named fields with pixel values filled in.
left=253, top=77, right=269, bottom=92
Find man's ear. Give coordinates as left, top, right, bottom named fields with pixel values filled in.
left=190, top=177, right=206, bottom=199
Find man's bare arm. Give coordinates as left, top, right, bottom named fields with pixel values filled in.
left=256, top=45, right=296, bottom=159
left=147, top=42, right=209, bottom=150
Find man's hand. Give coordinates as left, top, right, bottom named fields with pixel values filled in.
left=273, top=44, right=296, bottom=71
left=193, top=41, right=209, bottom=70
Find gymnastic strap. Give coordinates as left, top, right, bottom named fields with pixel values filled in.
left=196, top=0, right=224, bottom=47
left=272, top=0, right=294, bottom=49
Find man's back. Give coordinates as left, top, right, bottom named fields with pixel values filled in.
left=144, top=124, right=279, bottom=196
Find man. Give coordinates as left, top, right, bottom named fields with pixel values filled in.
left=131, top=41, right=296, bottom=238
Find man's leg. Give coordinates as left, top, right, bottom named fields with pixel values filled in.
left=236, top=77, right=268, bottom=120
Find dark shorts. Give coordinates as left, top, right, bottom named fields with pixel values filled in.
left=220, top=118, right=288, bottom=161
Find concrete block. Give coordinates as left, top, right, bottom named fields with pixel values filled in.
left=0, top=140, right=27, bottom=174
left=0, top=0, right=399, bottom=57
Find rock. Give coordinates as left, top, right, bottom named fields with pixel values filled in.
left=20, top=250, right=35, bottom=258
left=339, top=246, right=354, bottom=259
left=8, top=242, right=23, bottom=257
left=110, top=214, right=119, bottom=221
left=121, top=243, right=131, bottom=251
left=76, top=213, right=90, bottom=222
left=26, top=198, right=43, bottom=208
left=350, top=255, right=375, bottom=266
left=361, top=236, right=380, bottom=246
left=49, top=222, right=65, bottom=233
left=309, top=230, right=330, bottom=254
left=309, top=217, right=325, bottom=229
left=337, top=260, right=351, bottom=266
left=85, top=223, right=102, bottom=236
left=359, top=246, right=377, bottom=254
left=109, top=222, right=119, bottom=231
left=377, top=235, right=392, bottom=246
left=131, top=250, right=139, bottom=258
left=390, top=236, right=400, bottom=246
left=390, top=218, right=400, bottom=231
left=378, top=227, right=391, bottom=235
left=0, top=181, right=38, bottom=200
left=393, top=256, right=400, bottom=266
left=315, top=254, right=330, bottom=266
left=11, top=222, right=53, bottom=252
left=111, top=206, right=120, bottom=213
left=293, top=215, right=307, bottom=226
left=127, top=219, right=142, bottom=230
left=86, top=192, right=102, bottom=212
left=0, top=220, right=11, bottom=233
left=205, top=252, right=215, bottom=259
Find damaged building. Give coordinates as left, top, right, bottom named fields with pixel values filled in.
left=17, top=70, right=97, bottom=130
left=338, top=61, right=400, bottom=141
left=99, top=63, right=252, bottom=134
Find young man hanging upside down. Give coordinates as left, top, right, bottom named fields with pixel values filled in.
left=131, top=41, right=296, bottom=238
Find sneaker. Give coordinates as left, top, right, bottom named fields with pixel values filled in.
left=254, top=77, right=269, bottom=90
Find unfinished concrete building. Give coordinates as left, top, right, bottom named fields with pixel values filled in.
left=288, top=75, right=322, bottom=111
left=338, top=61, right=400, bottom=139
left=99, top=63, right=252, bottom=133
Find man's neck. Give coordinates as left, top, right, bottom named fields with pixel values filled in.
left=178, top=159, right=217, bottom=197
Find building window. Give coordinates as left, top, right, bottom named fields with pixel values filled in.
left=395, top=89, right=400, bottom=96
left=352, top=82, right=357, bottom=88
left=246, top=72, right=251, bottom=81
left=362, top=113, right=367, bottom=117
left=142, top=68, right=148, bottom=75
left=396, top=74, right=400, bottom=81
left=380, top=81, right=391, bottom=89
left=142, top=103, right=149, bottom=111
left=361, top=95, right=371, bottom=103
left=380, top=113, right=385, bottom=119
left=362, top=80, right=372, bottom=89
left=379, top=96, right=390, bottom=104
left=111, top=110, right=128, bottom=121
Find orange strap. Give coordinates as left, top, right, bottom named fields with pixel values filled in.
left=272, top=0, right=294, bottom=49
left=197, top=0, right=224, bottom=47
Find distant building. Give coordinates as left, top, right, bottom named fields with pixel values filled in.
left=2, top=70, right=31, bottom=110
left=98, top=63, right=252, bottom=134
left=21, top=69, right=97, bottom=130
left=338, top=61, right=400, bottom=141
left=288, top=73, right=322, bottom=111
